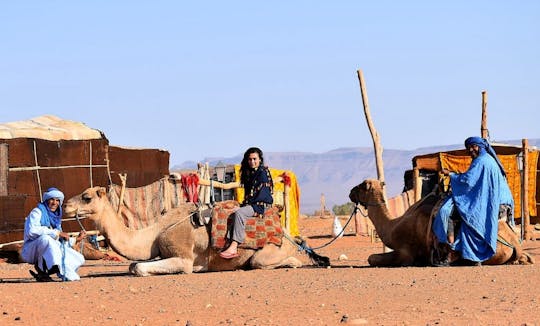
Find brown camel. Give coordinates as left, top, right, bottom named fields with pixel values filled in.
left=64, top=186, right=304, bottom=276
left=349, top=179, right=534, bottom=267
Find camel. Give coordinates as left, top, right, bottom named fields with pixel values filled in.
left=349, top=179, right=534, bottom=267
left=64, top=186, right=306, bottom=276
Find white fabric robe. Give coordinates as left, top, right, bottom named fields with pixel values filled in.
left=21, top=207, right=85, bottom=281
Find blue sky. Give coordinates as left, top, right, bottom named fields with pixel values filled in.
left=1, top=1, right=538, bottom=166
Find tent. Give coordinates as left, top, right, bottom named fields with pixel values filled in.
left=0, top=115, right=170, bottom=244
left=406, top=143, right=539, bottom=229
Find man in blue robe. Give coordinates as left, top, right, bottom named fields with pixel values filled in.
left=21, top=188, right=86, bottom=281
left=432, top=137, right=514, bottom=266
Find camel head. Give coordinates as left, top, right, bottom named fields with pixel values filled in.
left=349, top=179, right=385, bottom=208
left=64, top=186, right=110, bottom=222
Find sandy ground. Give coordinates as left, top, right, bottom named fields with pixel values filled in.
left=1, top=215, right=540, bottom=326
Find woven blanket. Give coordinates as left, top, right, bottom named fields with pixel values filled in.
left=211, top=200, right=283, bottom=250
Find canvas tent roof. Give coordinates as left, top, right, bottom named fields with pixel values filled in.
left=0, top=115, right=104, bottom=141
left=0, top=115, right=170, bottom=245
left=410, top=143, right=539, bottom=219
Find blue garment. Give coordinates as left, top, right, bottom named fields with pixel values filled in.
left=433, top=146, right=514, bottom=262
left=38, top=202, right=62, bottom=231
left=21, top=198, right=84, bottom=281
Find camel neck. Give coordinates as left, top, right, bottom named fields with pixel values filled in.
left=98, top=203, right=163, bottom=260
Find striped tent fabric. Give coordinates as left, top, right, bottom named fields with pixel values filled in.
left=108, top=177, right=186, bottom=229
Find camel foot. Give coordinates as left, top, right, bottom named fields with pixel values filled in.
left=129, top=262, right=149, bottom=277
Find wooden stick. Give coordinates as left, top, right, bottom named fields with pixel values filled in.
left=357, top=69, right=386, bottom=198
left=9, top=164, right=108, bottom=172
left=284, top=182, right=291, bottom=233
left=0, top=230, right=100, bottom=249
left=522, top=139, right=531, bottom=240
left=198, top=176, right=283, bottom=190
left=0, top=144, right=7, bottom=196
left=481, top=90, right=488, bottom=139
left=357, top=69, right=388, bottom=252
left=413, top=167, right=421, bottom=202
left=320, top=193, right=326, bottom=218
left=118, top=173, right=127, bottom=214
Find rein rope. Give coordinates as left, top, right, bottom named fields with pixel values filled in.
left=60, top=238, right=67, bottom=282
left=285, top=199, right=384, bottom=253
left=75, top=209, right=87, bottom=255
left=284, top=205, right=359, bottom=252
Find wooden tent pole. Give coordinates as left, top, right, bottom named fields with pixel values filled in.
left=117, top=173, right=127, bottom=214
left=284, top=181, right=291, bottom=233
left=357, top=69, right=386, bottom=198
left=320, top=193, right=326, bottom=218
left=522, top=139, right=531, bottom=240
left=413, top=167, right=422, bottom=202
left=481, top=91, right=488, bottom=139
left=0, top=144, right=7, bottom=196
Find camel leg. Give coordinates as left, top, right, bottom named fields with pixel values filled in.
left=485, top=221, right=534, bottom=265
left=250, top=244, right=302, bottom=270
left=129, top=257, right=195, bottom=276
left=368, top=250, right=414, bottom=267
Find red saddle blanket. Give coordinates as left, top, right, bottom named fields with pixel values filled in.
left=210, top=200, right=283, bottom=250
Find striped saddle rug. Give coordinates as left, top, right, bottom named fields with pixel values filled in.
left=210, top=200, right=283, bottom=250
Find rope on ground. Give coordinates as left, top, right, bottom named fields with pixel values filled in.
left=309, top=206, right=358, bottom=251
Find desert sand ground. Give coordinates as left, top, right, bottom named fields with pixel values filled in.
left=1, top=215, right=540, bottom=326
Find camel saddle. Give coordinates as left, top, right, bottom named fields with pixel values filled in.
left=210, top=200, right=283, bottom=250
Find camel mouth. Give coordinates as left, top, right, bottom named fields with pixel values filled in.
left=64, top=208, right=89, bottom=219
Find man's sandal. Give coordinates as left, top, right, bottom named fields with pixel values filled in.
left=29, top=270, right=53, bottom=282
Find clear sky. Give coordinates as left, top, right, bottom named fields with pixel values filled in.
left=1, top=1, right=538, bottom=166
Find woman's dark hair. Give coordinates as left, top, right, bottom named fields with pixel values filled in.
left=240, top=147, right=264, bottom=185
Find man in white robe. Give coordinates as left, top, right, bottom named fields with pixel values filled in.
left=21, top=188, right=85, bottom=281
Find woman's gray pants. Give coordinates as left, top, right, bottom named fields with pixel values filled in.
left=227, top=205, right=255, bottom=244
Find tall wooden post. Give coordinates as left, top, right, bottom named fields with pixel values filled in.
left=357, top=69, right=386, bottom=198
left=481, top=91, right=488, bottom=139
left=0, top=144, right=7, bottom=196
left=413, top=167, right=422, bottom=202
left=320, top=193, right=326, bottom=218
left=357, top=69, right=388, bottom=251
left=522, top=139, right=531, bottom=240
left=284, top=182, right=291, bottom=233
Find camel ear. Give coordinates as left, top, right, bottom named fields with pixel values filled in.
left=381, top=181, right=386, bottom=187
left=97, top=187, right=107, bottom=198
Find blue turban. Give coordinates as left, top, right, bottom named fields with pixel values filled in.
left=464, top=137, right=506, bottom=177
left=43, top=187, right=65, bottom=206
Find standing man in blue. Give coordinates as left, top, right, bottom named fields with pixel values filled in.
left=432, top=136, right=514, bottom=266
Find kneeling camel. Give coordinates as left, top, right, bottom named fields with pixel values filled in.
left=349, top=179, right=534, bottom=267
left=64, top=187, right=304, bottom=276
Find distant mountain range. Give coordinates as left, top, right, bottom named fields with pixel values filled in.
left=173, top=139, right=539, bottom=214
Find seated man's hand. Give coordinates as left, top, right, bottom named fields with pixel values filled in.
left=58, top=231, right=70, bottom=241
left=76, top=230, right=87, bottom=242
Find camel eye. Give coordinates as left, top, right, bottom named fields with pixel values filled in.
left=82, top=194, right=92, bottom=203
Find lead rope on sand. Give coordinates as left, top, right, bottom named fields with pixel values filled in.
left=283, top=205, right=358, bottom=255
left=310, top=205, right=358, bottom=251
left=61, top=238, right=67, bottom=282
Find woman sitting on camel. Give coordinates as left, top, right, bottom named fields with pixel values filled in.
left=219, top=147, right=273, bottom=259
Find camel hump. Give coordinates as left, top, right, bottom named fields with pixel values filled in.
left=420, top=193, right=442, bottom=216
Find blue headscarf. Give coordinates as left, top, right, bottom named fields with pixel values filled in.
left=464, top=136, right=506, bottom=177
left=38, top=187, right=64, bottom=230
